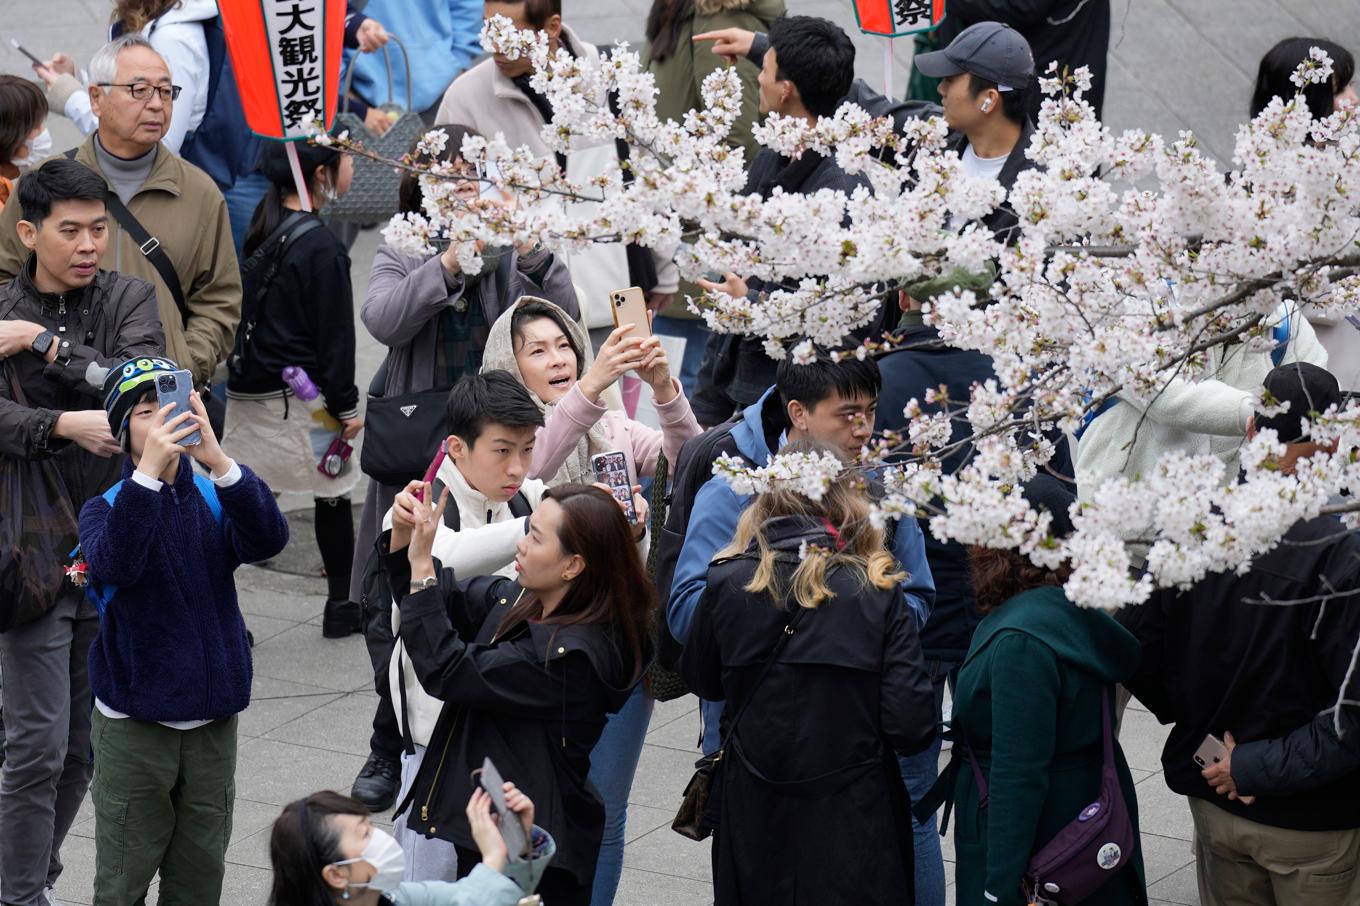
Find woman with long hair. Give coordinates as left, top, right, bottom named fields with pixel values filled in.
left=481, top=293, right=700, bottom=905
left=222, top=138, right=364, bottom=638
left=384, top=482, right=652, bottom=906
left=679, top=439, right=935, bottom=905
left=34, top=0, right=215, bottom=153
left=267, top=786, right=552, bottom=906
left=931, top=476, right=1146, bottom=906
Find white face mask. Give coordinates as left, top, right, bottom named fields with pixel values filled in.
left=13, top=127, right=52, bottom=168
left=333, top=828, right=406, bottom=896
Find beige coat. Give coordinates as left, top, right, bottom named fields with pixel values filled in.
left=434, top=23, right=679, bottom=318
left=0, top=138, right=241, bottom=386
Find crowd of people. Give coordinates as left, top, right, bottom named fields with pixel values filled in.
left=0, top=2, right=1357, bottom=906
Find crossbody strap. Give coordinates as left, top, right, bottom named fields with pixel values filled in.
left=716, top=605, right=807, bottom=755
left=64, top=148, right=188, bottom=326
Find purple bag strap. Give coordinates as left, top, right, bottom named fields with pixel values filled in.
left=965, top=686, right=1114, bottom=813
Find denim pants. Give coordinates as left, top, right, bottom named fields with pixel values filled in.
left=898, top=658, right=960, bottom=906
left=0, top=592, right=98, bottom=906
left=586, top=684, right=654, bottom=906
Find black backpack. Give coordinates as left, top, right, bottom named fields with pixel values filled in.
left=359, top=481, right=533, bottom=686
left=227, top=211, right=323, bottom=385
left=651, top=417, right=745, bottom=672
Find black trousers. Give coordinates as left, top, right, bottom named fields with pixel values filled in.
left=363, top=594, right=404, bottom=760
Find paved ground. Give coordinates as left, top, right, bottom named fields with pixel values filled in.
left=8, top=0, right=1359, bottom=903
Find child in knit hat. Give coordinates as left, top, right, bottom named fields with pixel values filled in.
left=76, top=355, right=290, bottom=905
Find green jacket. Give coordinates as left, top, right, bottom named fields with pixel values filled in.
left=643, top=0, right=784, bottom=319
left=948, top=586, right=1147, bottom=906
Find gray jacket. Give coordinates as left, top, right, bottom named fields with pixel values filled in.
left=0, top=260, right=164, bottom=501
left=362, top=244, right=579, bottom=397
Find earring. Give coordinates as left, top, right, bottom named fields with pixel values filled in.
left=561, top=572, right=571, bottom=581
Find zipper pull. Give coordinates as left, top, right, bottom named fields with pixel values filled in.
left=421, top=805, right=429, bottom=822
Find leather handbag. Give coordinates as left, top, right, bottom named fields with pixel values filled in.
left=966, top=688, right=1136, bottom=904
left=324, top=35, right=427, bottom=223
left=672, top=606, right=806, bottom=840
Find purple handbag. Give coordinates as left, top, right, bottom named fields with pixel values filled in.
left=966, top=689, right=1134, bottom=905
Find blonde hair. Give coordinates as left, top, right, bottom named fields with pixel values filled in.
left=717, top=440, right=905, bottom=611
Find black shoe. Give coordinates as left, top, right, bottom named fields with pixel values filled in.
left=322, top=599, right=363, bottom=639
left=351, top=751, right=401, bottom=811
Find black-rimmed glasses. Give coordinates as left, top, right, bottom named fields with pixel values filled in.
left=97, top=83, right=181, bottom=103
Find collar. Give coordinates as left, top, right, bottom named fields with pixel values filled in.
left=18, top=254, right=95, bottom=312
left=120, top=453, right=196, bottom=492
left=76, top=134, right=183, bottom=199
left=948, top=118, right=1038, bottom=191
left=436, top=456, right=512, bottom=527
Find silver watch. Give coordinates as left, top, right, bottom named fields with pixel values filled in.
left=409, top=576, right=438, bottom=594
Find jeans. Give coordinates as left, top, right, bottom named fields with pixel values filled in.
left=586, top=685, right=654, bottom=906
left=222, top=171, right=270, bottom=257
left=652, top=316, right=711, bottom=401
left=0, top=593, right=99, bottom=906
left=897, top=658, right=960, bottom=906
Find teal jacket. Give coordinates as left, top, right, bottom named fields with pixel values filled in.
left=389, top=828, right=555, bottom=905
left=947, top=586, right=1147, bottom=906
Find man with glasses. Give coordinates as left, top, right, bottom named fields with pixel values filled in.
left=0, top=33, right=241, bottom=398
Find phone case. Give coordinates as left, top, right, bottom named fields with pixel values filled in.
left=478, top=757, right=530, bottom=861
left=609, top=286, right=651, bottom=338
left=591, top=451, right=637, bottom=523
left=155, top=369, right=202, bottom=446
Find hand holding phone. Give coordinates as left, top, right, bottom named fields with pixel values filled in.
left=609, top=286, right=651, bottom=339
left=1194, top=733, right=1255, bottom=805
left=592, top=451, right=638, bottom=523
left=155, top=370, right=201, bottom=446
left=474, top=757, right=530, bottom=861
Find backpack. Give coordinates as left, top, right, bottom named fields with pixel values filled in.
left=176, top=16, right=263, bottom=190
left=227, top=211, right=324, bottom=384
left=358, top=481, right=534, bottom=685
left=652, top=417, right=745, bottom=672
left=76, top=475, right=224, bottom=618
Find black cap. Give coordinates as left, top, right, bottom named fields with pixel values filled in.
left=1023, top=474, right=1077, bottom=539
left=913, top=21, right=1035, bottom=89
left=1255, top=362, right=1342, bottom=443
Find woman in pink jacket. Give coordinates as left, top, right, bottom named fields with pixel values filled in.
left=481, top=295, right=700, bottom=906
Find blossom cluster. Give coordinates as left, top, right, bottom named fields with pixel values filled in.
left=323, top=22, right=1360, bottom=612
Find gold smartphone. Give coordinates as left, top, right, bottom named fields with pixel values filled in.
left=609, top=286, right=651, bottom=338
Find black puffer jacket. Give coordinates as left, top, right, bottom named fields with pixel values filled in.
left=0, top=258, right=163, bottom=496
left=385, top=545, right=646, bottom=886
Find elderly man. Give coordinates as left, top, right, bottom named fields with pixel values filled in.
left=0, top=34, right=240, bottom=394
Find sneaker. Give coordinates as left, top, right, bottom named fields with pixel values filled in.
left=43, top=886, right=60, bottom=906
left=350, top=751, right=401, bottom=812
left=322, top=599, right=363, bottom=639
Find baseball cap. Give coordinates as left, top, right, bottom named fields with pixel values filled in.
left=103, top=355, right=180, bottom=443
left=914, top=22, right=1036, bottom=90
left=1254, top=362, right=1342, bottom=444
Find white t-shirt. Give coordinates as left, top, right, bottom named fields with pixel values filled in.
left=961, top=143, right=1009, bottom=182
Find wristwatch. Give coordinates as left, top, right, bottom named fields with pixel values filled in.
left=409, top=576, right=438, bottom=594
left=30, top=330, right=55, bottom=357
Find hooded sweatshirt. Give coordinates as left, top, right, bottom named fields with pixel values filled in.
left=47, top=0, right=217, bottom=154
left=480, top=296, right=703, bottom=489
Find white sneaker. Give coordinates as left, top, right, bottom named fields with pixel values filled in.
left=43, top=887, right=60, bottom=906
left=940, top=699, right=953, bottom=752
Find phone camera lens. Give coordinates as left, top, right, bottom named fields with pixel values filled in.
left=158, top=375, right=174, bottom=391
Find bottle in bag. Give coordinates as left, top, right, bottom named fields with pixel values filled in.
left=282, top=366, right=346, bottom=477
left=282, top=366, right=342, bottom=431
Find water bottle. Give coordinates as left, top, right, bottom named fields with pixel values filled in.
left=281, top=366, right=342, bottom=431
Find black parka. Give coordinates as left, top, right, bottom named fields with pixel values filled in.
left=386, top=549, right=644, bottom=886
left=680, top=515, right=935, bottom=905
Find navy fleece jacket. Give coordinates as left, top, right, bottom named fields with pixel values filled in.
left=78, top=455, right=289, bottom=722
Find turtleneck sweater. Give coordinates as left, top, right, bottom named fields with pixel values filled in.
left=93, top=135, right=157, bottom=204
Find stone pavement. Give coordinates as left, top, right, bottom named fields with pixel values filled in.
left=8, top=0, right=1355, bottom=903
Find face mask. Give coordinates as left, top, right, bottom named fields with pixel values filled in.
left=333, top=828, right=405, bottom=897
left=13, top=128, right=52, bottom=168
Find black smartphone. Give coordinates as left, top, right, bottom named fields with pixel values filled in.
left=477, top=757, right=529, bottom=862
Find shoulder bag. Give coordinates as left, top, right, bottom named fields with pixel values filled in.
left=671, top=605, right=806, bottom=840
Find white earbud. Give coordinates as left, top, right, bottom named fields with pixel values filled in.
left=980, top=96, right=994, bottom=113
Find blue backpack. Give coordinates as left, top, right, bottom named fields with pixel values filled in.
left=175, top=16, right=263, bottom=190
left=73, top=475, right=224, bottom=618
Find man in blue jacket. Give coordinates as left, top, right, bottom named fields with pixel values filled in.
left=77, top=356, right=289, bottom=906
left=668, top=354, right=935, bottom=737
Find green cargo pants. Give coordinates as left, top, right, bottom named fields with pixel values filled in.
left=90, top=709, right=237, bottom=906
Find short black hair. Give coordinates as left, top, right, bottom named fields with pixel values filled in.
left=776, top=352, right=881, bottom=412
left=767, top=15, right=856, bottom=118
left=445, top=370, right=543, bottom=447
left=17, top=158, right=108, bottom=227
left=493, top=0, right=560, bottom=29
left=967, top=74, right=1032, bottom=126
left=1251, top=37, right=1356, bottom=122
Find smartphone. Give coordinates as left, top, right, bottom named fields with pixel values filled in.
left=476, top=160, right=505, bottom=202
left=476, top=757, right=530, bottom=862
left=413, top=442, right=446, bottom=503
left=155, top=369, right=201, bottom=446
left=8, top=39, right=45, bottom=68
left=1193, top=733, right=1256, bottom=804
left=591, top=450, right=637, bottom=524
left=609, top=286, right=651, bottom=339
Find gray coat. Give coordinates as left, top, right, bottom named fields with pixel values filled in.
left=348, top=244, right=578, bottom=602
